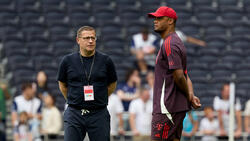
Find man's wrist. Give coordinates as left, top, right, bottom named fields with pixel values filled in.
left=189, top=94, right=194, bottom=102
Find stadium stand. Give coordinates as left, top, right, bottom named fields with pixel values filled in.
left=0, top=0, right=250, bottom=140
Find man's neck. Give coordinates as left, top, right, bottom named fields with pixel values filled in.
left=38, top=82, right=45, bottom=88
left=46, top=105, right=53, bottom=109
left=23, top=94, right=31, bottom=101
left=208, top=117, right=214, bottom=122
left=161, top=28, right=175, bottom=39
left=80, top=49, right=95, bottom=57
left=142, top=98, right=148, bottom=103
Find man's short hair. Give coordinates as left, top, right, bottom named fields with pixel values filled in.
left=77, top=26, right=96, bottom=37
left=19, top=111, right=28, bottom=117
left=21, top=82, right=33, bottom=91
left=141, top=27, right=149, bottom=34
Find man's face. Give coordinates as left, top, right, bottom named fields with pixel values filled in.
left=222, top=84, right=230, bottom=100
left=153, top=17, right=174, bottom=33
left=24, top=87, right=34, bottom=100
left=153, top=16, right=169, bottom=33
left=77, top=30, right=96, bottom=53
left=37, top=71, right=47, bottom=85
left=142, top=33, right=148, bottom=41
left=141, top=90, right=150, bottom=101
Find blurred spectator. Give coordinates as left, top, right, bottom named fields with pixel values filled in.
left=160, top=30, right=206, bottom=47
left=130, top=27, right=158, bottom=74
left=181, top=111, right=199, bottom=141
left=213, top=83, right=242, bottom=138
left=107, top=94, right=124, bottom=141
left=12, top=82, right=42, bottom=141
left=41, top=93, right=62, bottom=135
left=199, top=107, right=219, bottom=141
left=145, top=71, right=154, bottom=100
left=0, top=83, right=10, bottom=141
left=14, top=112, right=32, bottom=141
left=36, top=71, right=49, bottom=99
left=129, top=87, right=152, bottom=141
left=116, top=69, right=141, bottom=111
left=244, top=100, right=250, bottom=133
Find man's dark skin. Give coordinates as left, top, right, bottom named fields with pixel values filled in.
left=152, top=16, right=201, bottom=141
left=153, top=16, right=201, bottom=109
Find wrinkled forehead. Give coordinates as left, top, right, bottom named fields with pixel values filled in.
left=80, top=30, right=96, bottom=37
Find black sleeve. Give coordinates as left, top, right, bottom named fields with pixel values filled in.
left=106, top=56, right=117, bottom=84
left=57, top=56, right=68, bottom=83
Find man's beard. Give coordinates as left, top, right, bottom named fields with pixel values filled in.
left=154, top=29, right=163, bottom=33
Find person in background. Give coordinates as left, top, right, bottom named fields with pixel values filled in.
left=213, top=83, right=242, bottom=138
left=12, top=82, right=42, bottom=141
left=116, top=69, right=141, bottom=112
left=36, top=71, right=49, bottom=99
left=129, top=87, right=152, bottom=141
left=145, top=71, right=154, bottom=100
left=199, top=107, right=219, bottom=141
left=181, top=111, right=199, bottom=141
left=0, top=82, right=10, bottom=141
left=244, top=100, right=250, bottom=134
left=41, top=93, right=62, bottom=135
left=14, top=111, right=32, bottom=141
left=131, top=27, right=158, bottom=75
left=107, top=93, right=124, bottom=141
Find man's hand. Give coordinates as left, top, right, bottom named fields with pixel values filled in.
left=234, top=129, right=242, bottom=138
left=191, top=96, right=201, bottom=109
left=132, top=130, right=140, bottom=136
left=220, top=129, right=227, bottom=136
left=28, top=113, right=34, bottom=119
left=118, top=128, right=125, bottom=135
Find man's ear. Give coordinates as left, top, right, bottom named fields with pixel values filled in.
left=168, top=18, right=175, bottom=25
left=76, top=37, right=80, bottom=44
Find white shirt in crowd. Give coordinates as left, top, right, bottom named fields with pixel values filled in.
left=131, top=33, right=157, bottom=50
left=199, top=118, right=219, bottom=141
left=107, top=94, right=124, bottom=136
left=41, top=106, right=62, bottom=134
left=14, top=124, right=31, bottom=141
left=129, top=98, right=152, bottom=135
left=213, top=96, right=241, bottom=132
left=13, top=95, right=42, bottom=115
left=244, top=100, right=250, bottom=116
left=131, top=33, right=157, bottom=67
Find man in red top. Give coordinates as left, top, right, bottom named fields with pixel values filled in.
left=148, top=6, right=201, bottom=141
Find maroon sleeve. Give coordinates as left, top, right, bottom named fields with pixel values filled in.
left=163, top=36, right=183, bottom=70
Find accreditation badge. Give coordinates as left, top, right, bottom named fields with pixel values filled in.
left=84, top=85, right=94, bottom=101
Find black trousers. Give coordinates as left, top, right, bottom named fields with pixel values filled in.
left=64, top=106, right=110, bottom=141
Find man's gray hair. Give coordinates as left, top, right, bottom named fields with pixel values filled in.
left=77, top=26, right=96, bottom=37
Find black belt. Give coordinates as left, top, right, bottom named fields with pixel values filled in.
left=68, top=104, right=106, bottom=112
